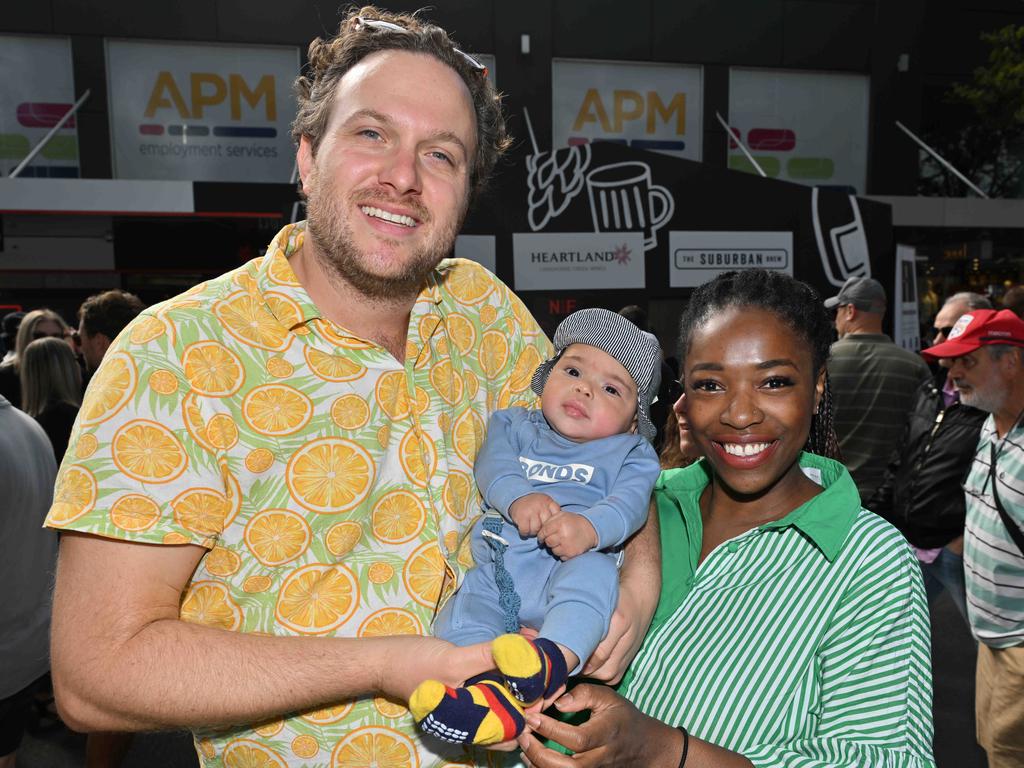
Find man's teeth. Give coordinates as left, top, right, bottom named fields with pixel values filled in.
left=722, top=442, right=771, bottom=457
left=361, top=206, right=416, bottom=227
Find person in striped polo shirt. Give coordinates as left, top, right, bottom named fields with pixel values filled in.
left=520, top=269, right=935, bottom=768
left=921, top=308, right=1024, bottom=768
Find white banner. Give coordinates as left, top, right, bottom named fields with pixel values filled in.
left=727, top=68, right=869, bottom=194
left=454, top=234, right=496, bottom=273
left=552, top=59, right=702, bottom=160
left=895, top=244, right=920, bottom=351
left=106, top=40, right=299, bottom=182
left=669, top=231, right=793, bottom=288
left=513, top=232, right=645, bottom=291
left=0, top=36, right=79, bottom=178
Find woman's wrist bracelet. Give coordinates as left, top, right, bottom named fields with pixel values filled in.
left=677, top=725, right=690, bottom=767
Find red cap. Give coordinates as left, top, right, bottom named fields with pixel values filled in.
left=921, top=309, right=1024, bottom=361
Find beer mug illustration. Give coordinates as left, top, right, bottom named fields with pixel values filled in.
left=585, top=162, right=675, bottom=251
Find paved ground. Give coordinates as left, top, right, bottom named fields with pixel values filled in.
left=16, top=590, right=987, bottom=767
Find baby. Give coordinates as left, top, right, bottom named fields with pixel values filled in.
left=411, top=308, right=662, bottom=746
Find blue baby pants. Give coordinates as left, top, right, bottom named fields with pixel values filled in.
left=434, top=515, right=619, bottom=673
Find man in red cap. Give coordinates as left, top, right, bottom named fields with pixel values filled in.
left=922, top=308, right=1024, bottom=768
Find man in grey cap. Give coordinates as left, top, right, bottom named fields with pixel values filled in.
left=410, top=308, right=663, bottom=746
left=826, top=276, right=930, bottom=501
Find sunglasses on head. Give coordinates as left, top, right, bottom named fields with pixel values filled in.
left=352, top=16, right=488, bottom=77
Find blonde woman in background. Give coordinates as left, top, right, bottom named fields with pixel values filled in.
left=0, top=309, right=71, bottom=410
left=20, top=336, right=81, bottom=462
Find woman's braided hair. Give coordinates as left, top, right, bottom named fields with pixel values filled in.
left=291, top=5, right=511, bottom=199
left=677, top=269, right=842, bottom=460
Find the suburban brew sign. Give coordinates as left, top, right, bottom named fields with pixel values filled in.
left=669, top=231, right=794, bottom=288
left=105, top=40, right=299, bottom=182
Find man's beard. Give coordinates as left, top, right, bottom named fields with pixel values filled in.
left=304, top=170, right=463, bottom=301
left=959, top=382, right=1005, bottom=414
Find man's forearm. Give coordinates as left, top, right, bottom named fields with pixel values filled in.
left=55, top=617, right=406, bottom=732
left=50, top=534, right=494, bottom=733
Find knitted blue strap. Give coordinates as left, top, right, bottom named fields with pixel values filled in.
left=482, top=513, right=521, bottom=634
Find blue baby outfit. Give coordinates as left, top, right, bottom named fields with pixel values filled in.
left=434, top=406, right=660, bottom=672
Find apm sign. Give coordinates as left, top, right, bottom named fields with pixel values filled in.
left=106, top=40, right=299, bottom=182
left=552, top=59, right=702, bottom=160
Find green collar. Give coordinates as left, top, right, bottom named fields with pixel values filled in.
left=656, top=452, right=860, bottom=561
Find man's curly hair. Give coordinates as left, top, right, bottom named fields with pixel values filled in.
left=291, top=5, right=511, bottom=198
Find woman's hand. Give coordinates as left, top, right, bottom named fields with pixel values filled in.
left=581, top=580, right=649, bottom=683
left=517, top=684, right=680, bottom=767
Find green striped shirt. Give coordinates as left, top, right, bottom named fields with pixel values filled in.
left=620, top=453, right=935, bottom=767
left=963, top=415, right=1024, bottom=648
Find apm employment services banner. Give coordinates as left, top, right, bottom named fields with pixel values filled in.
left=106, top=40, right=299, bottom=182
left=727, top=68, right=869, bottom=193
left=0, top=35, right=79, bottom=178
left=552, top=59, right=702, bottom=161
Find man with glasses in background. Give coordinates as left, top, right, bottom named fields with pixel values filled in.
left=868, top=292, right=991, bottom=623
left=920, top=308, right=1024, bottom=768
left=42, top=8, right=659, bottom=768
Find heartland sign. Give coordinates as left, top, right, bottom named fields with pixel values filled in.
left=513, top=232, right=646, bottom=291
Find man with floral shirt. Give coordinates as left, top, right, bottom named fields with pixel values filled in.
left=44, top=8, right=660, bottom=768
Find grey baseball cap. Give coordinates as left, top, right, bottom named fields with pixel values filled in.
left=531, top=308, right=662, bottom=442
left=824, top=276, right=887, bottom=313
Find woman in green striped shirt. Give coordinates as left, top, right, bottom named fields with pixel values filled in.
left=519, top=270, right=935, bottom=767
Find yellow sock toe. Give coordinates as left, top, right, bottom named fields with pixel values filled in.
left=491, top=633, right=541, bottom=678
left=409, top=679, right=446, bottom=722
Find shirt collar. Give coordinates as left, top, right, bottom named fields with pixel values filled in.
left=253, top=221, right=446, bottom=342
left=656, top=452, right=860, bottom=562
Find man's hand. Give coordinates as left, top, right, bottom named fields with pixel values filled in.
left=376, top=637, right=497, bottom=703
left=509, top=494, right=562, bottom=537
left=537, top=511, right=598, bottom=560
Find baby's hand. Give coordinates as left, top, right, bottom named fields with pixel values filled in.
left=509, top=494, right=561, bottom=537
left=537, top=511, right=598, bottom=560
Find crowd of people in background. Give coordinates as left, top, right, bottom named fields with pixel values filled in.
left=0, top=290, right=144, bottom=768
left=4, top=278, right=1024, bottom=767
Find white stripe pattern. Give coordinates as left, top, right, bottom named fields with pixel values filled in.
left=963, top=416, right=1024, bottom=647
left=620, top=456, right=935, bottom=767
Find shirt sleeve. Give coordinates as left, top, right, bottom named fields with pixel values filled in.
left=44, top=306, right=227, bottom=549
left=578, top=439, right=661, bottom=549
left=743, top=524, right=936, bottom=768
left=474, top=407, right=537, bottom=519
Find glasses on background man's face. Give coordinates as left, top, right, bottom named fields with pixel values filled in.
left=352, top=16, right=489, bottom=77
left=931, top=326, right=955, bottom=344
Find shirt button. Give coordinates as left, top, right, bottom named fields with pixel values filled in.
left=726, top=542, right=739, bottom=554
